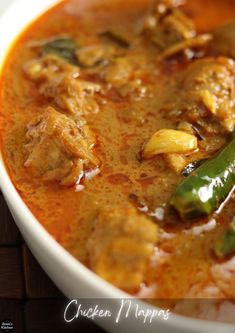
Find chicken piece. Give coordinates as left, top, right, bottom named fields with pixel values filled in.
left=180, top=57, right=235, bottom=132
left=24, top=54, right=101, bottom=115
left=87, top=205, right=158, bottom=290
left=164, top=153, right=187, bottom=174
left=102, top=56, right=147, bottom=99
left=156, top=34, right=212, bottom=61
left=143, top=1, right=195, bottom=50
left=75, top=44, right=120, bottom=67
left=24, top=53, right=78, bottom=81
left=211, top=256, right=235, bottom=299
left=144, top=0, right=185, bottom=27
left=24, top=107, right=99, bottom=186
left=103, top=57, right=132, bottom=87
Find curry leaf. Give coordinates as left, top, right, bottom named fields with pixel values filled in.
left=43, top=37, right=77, bottom=64
left=99, top=31, right=130, bottom=48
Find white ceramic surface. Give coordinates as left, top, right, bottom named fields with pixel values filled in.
left=0, top=1, right=235, bottom=332
left=0, top=0, right=12, bottom=15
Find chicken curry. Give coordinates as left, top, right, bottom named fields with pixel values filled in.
left=1, top=0, right=235, bottom=323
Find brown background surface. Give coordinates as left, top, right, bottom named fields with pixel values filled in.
left=0, top=192, right=106, bottom=333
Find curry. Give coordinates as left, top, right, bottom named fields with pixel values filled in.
left=1, top=0, right=235, bottom=322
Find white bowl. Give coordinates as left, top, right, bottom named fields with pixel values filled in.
left=0, top=1, right=234, bottom=332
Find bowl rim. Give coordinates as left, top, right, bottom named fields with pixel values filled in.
left=0, top=1, right=234, bottom=332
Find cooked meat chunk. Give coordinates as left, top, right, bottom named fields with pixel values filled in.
left=163, top=153, right=188, bottom=174
left=143, top=1, right=195, bottom=50
left=103, top=57, right=132, bottom=86
left=144, top=0, right=185, bottom=25
left=102, top=56, right=147, bottom=99
left=24, top=54, right=101, bottom=115
left=75, top=44, right=120, bottom=67
left=24, top=107, right=99, bottom=186
left=211, top=256, right=235, bottom=298
left=87, top=205, right=158, bottom=290
left=24, top=53, right=78, bottom=81
left=156, top=34, right=212, bottom=61
left=179, top=57, right=235, bottom=132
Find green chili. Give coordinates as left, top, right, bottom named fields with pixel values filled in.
left=170, top=138, right=235, bottom=220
